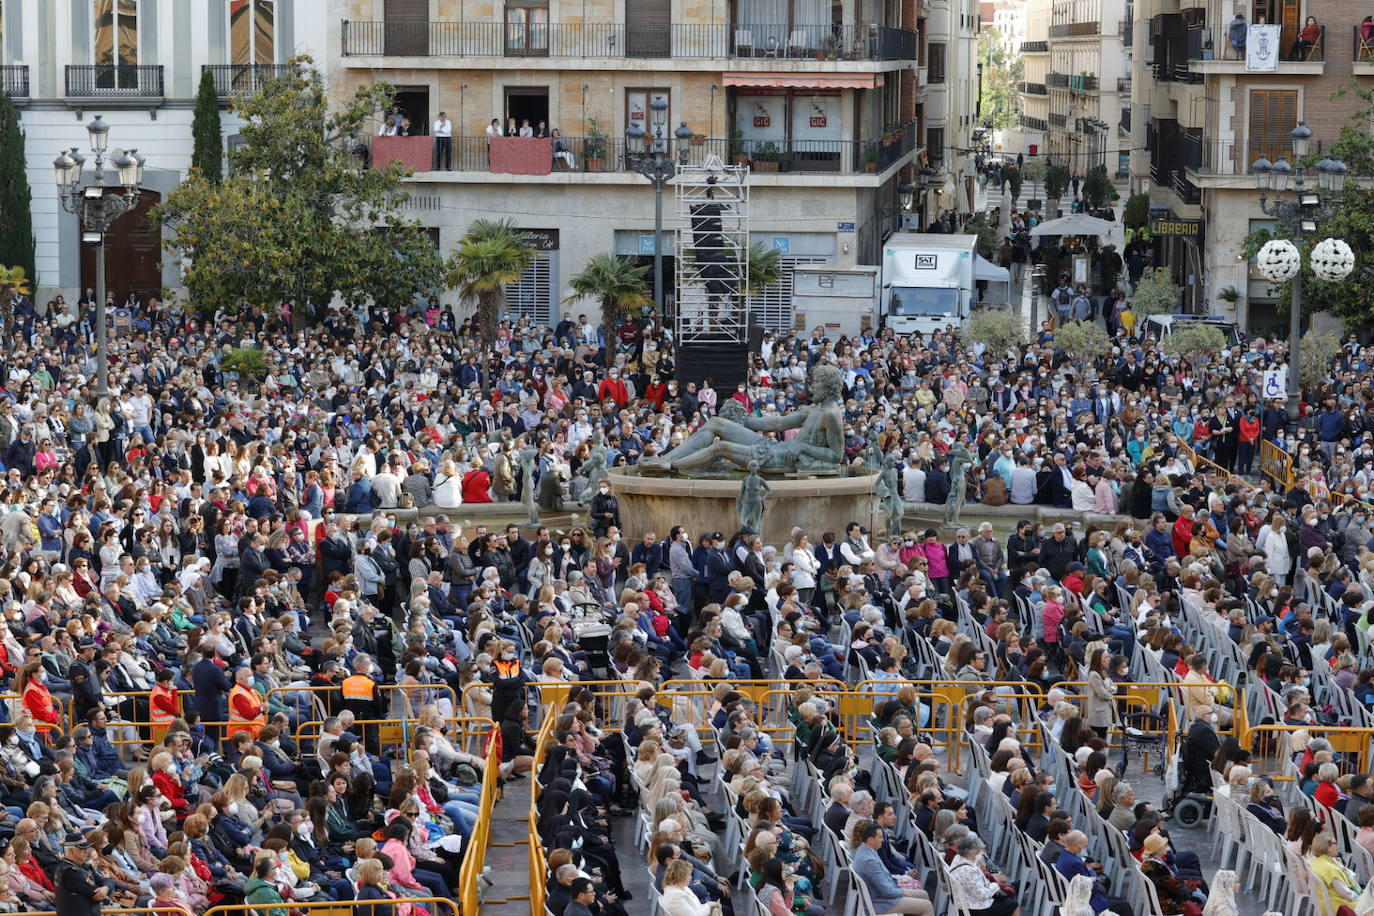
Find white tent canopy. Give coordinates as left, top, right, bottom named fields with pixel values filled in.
left=974, top=254, right=1010, bottom=283
left=1029, top=213, right=1116, bottom=237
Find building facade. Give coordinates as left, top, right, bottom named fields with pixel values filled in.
left=11, top=0, right=327, bottom=304
left=916, top=0, right=981, bottom=217
left=1016, top=0, right=1128, bottom=174
left=328, top=0, right=927, bottom=330
left=1130, top=0, right=1370, bottom=330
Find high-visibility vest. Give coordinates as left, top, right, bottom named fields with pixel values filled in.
left=341, top=674, right=376, bottom=702
left=149, top=684, right=179, bottom=741
left=227, top=684, right=265, bottom=739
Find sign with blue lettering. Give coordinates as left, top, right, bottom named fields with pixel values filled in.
left=771, top=236, right=791, bottom=253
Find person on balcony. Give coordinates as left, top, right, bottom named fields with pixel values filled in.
left=1227, top=12, right=1246, bottom=59
left=1289, top=16, right=1321, bottom=59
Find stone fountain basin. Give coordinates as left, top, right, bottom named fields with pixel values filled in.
left=607, top=466, right=881, bottom=545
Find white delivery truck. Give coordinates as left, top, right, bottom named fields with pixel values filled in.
left=879, top=233, right=1009, bottom=335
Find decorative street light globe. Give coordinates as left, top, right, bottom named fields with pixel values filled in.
left=1310, top=237, right=1356, bottom=283
left=1255, top=239, right=1301, bottom=282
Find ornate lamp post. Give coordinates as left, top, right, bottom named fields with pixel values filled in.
left=1249, top=121, right=1350, bottom=431
left=626, top=97, right=693, bottom=310
left=54, top=115, right=147, bottom=398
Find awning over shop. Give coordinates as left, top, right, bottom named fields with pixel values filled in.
left=722, top=73, right=885, bottom=89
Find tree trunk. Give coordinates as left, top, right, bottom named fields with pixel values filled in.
left=478, top=292, right=501, bottom=349
left=602, top=299, right=621, bottom=368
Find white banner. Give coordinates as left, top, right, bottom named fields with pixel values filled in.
left=1247, top=24, right=1281, bottom=71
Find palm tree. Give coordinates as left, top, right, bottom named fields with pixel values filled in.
left=446, top=219, right=535, bottom=347
left=745, top=242, right=784, bottom=296
left=565, top=254, right=652, bottom=367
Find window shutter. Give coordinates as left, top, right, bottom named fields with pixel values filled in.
left=625, top=0, right=671, bottom=57
left=384, top=0, right=429, bottom=55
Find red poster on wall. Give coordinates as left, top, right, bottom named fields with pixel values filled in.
left=753, top=116, right=771, bottom=127
left=810, top=116, right=826, bottom=127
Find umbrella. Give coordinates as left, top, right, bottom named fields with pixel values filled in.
left=1029, top=213, right=1117, bottom=237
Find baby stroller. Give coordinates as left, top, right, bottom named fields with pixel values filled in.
left=1162, top=731, right=1214, bottom=828
left=571, top=603, right=613, bottom=676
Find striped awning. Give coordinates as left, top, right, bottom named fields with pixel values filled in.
left=722, top=72, right=885, bottom=89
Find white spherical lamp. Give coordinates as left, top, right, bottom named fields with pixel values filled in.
left=1256, top=239, right=1301, bottom=282
left=1310, top=237, right=1355, bottom=283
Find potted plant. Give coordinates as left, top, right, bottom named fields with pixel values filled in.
left=691, top=132, right=707, bottom=147
left=752, top=141, right=782, bottom=172
left=729, top=126, right=749, bottom=167
left=863, top=144, right=879, bottom=172
left=817, top=33, right=841, bottom=60
left=584, top=118, right=608, bottom=171
left=1218, top=285, right=1241, bottom=307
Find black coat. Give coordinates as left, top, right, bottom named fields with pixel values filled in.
left=55, top=859, right=104, bottom=916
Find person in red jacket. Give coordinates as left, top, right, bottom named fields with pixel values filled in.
left=597, top=368, right=629, bottom=408
left=461, top=458, right=493, bottom=503
left=1238, top=408, right=1261, bottom=476
left=18, top=662, right=61, bottom=733
left=1172, top=504, right=1196, bottom=559
left=150, top=750, right=192, bottom=817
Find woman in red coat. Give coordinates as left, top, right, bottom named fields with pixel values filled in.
left=461, top=459, right=493, bottom=503
left=150, top=750, right=192, bottom=816
left=18, top=662, right=60, bottom=733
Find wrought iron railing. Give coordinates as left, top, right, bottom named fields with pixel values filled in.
left=65, top=64, right=164, bottom=97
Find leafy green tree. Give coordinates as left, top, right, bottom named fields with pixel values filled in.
left=965, top=214, right=999, bottom=259
left=1005, top=165, right=1023, bottom=202
left=1052, top=319, right=1111, bottom=362
left=1299, top=331, right=1343, bottom=388
left=1123, top=192, right=1150, bottom=231
left=1161, top=323, right=1227, bottom=360
left=967, top=307, right=1027, bottom=352
left=154, top=56, right=443, bottom=320
left=565, top=254, right=652, bottom=367
left=450, top=219, right=537, bottom=349
left=1081, top=165, right=1111, bottom=209
left=0, top=93, right=35, bottom=288
left=978, top=29, right=1024, bottom=130
left=1044, top=161, right=1069, bottom=200
left=191, top=68, right=223, bottom=182
left=1130, top=268, right=1183, bottom=317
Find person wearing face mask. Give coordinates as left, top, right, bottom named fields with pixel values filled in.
left=588, top=481, right=620, bottom=539
left=16, top=662, right=61, bottom=737
left=598, top=367, right=629, bottom=409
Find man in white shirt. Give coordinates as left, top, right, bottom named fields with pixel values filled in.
left=432, top=111, right=452, bottom=170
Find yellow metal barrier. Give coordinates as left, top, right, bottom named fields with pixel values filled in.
left=291, top=716, right=494, bottom=765
left=1260, top=438, right=1295, bottom=489
left=1176, top=441, right=1242, bottom=485
left=458, top=723, right=503, bottom=914
left=528, top=698, right=563, bottom=916
left=203, top=897, right=461, bottom=916
left=1240, top=722, right=1374, bottom=781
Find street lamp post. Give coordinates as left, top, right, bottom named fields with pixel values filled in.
left=1249, top=120, right=1349, bottom=432
left=626, top=98, right=692, bottom=311
left=54, top=115, right=147, bottom=398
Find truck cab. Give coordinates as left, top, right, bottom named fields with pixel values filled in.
left=879, top=234, right=980, bottom=336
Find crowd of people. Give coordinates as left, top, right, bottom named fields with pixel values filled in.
left=5, top=279, right=1374, bottom=915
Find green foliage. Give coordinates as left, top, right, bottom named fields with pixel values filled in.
left=219, top=346, right=269, bottom=377
left=450, top=218, right=537, bottom=348
left=1081, top=165, right=1111, bottom=208
left=1299, top=331, right=1343, bottom=388
left=1217, top=286, right=1240, bottom=302
left=566, top=254, right=651, bottom=367
left=585, top=118, right=608, bottom=160
left=1005, top=165, right=1023, bottom=202
left=1130, top=268, right=1183, bottom=317
left=191, top=69, right=223, bottom=183
left=967, top=307, right=1028, bottom=352
left=0, top=94, right=35, bottom=288
left=1044, top=161, right=1070, bottom=200
left=978, top=29, right=1024, bottom=130
left=1021, top=158, right=1046, bottom=184
left=154, top=56, right=443, bottom=319
left=1052, top=319, right=1111, bottom=362
left=1123, top=193, right=1149, bottom=230
left=746, top=243, right=785, bottom=295
left=965, top=214, right=999, bottom=259
left=1161, top=323, right=1227, bottom=359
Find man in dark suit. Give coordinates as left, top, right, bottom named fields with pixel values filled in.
left=1039, top=523, right=1078, bottom=582
left=704, top=532, right=734, bottom=602
left=914, top=789, right=943, bottom=837
left=924, top=460, right=951, bottom=505
left=824, top=782, right=854, bottom=838
left=813, top=532, right=845, bottom=614
left=192, top=646, right=233, bottom=740
left=1036, top=452, right=1075, bottom=508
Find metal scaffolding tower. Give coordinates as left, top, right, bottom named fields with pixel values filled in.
left=674, top=154, right=749, bottom=344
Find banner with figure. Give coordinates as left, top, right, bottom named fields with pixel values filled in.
left=1247, top=24, right=1281, bottom=70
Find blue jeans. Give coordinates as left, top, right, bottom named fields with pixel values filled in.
left=442, top=801, right=478, bottom=837
left=1106, top=625, right=1136, bottom=660
left=672, top=577, right=695, bottom=614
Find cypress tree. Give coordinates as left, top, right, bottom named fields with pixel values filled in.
left=191, top=68, right=223, bottom=182
left=0, top=92, right=35, bottom=286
